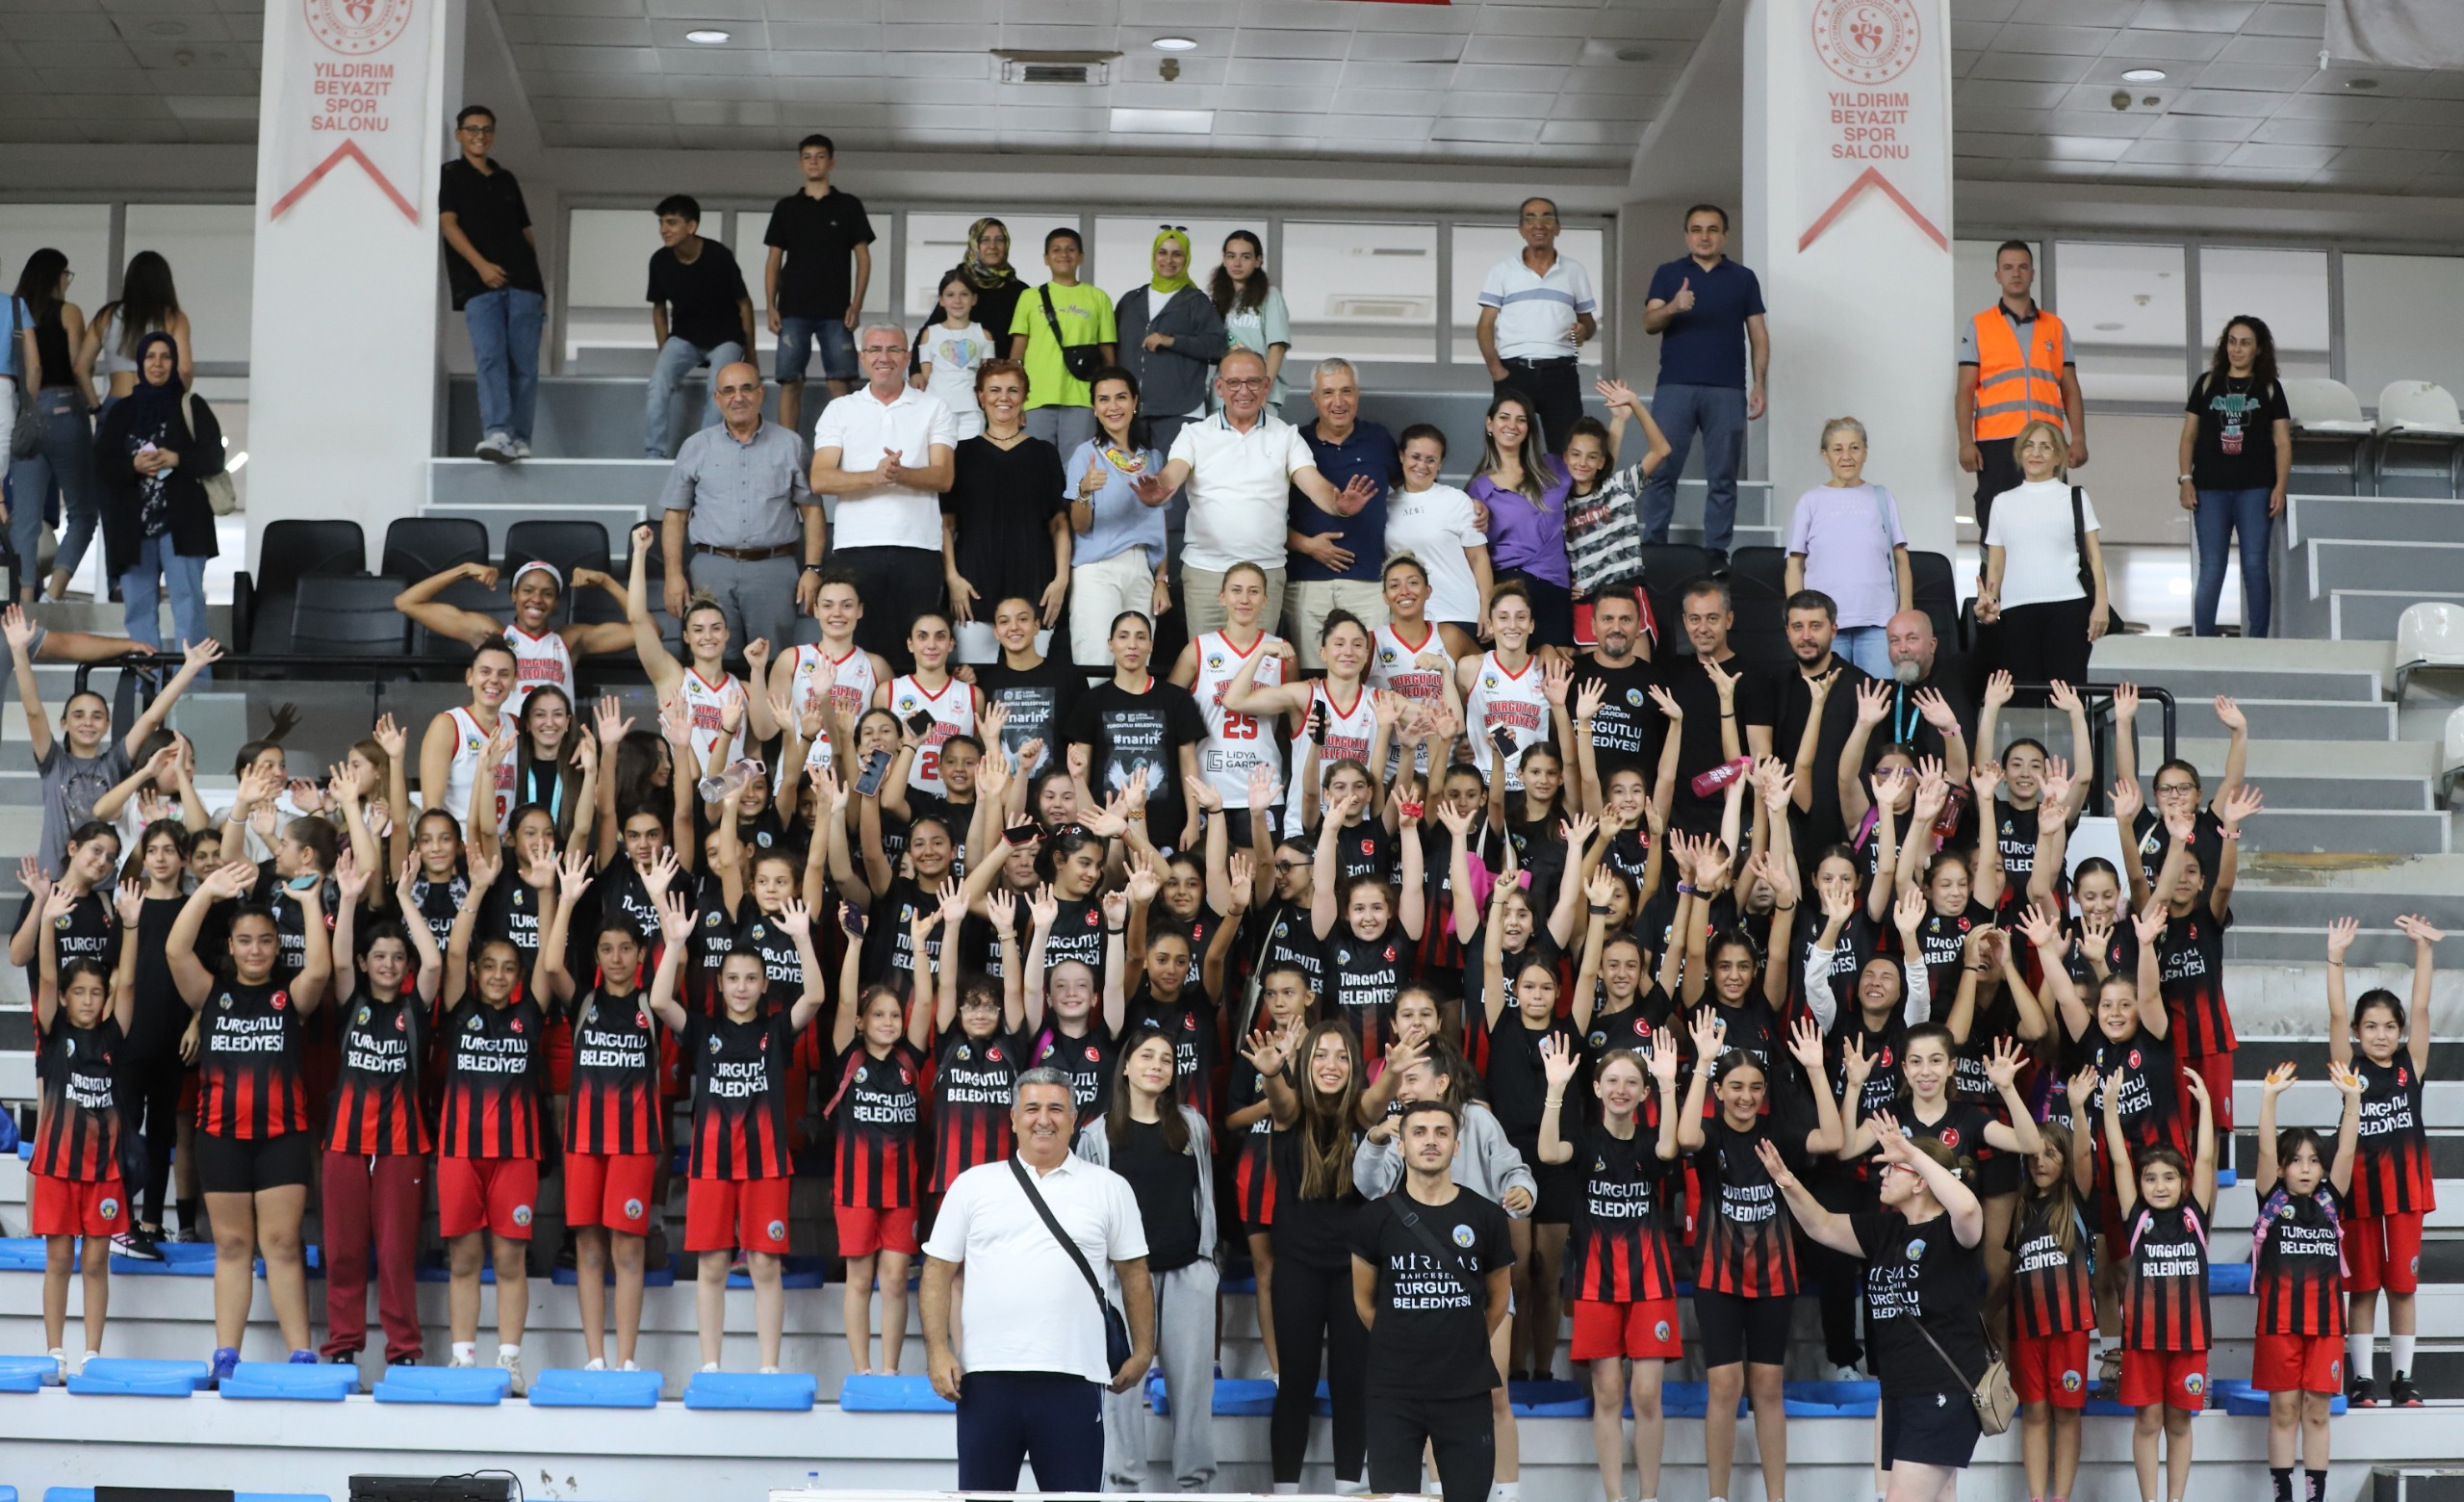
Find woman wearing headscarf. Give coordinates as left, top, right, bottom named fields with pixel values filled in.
left=1115, top=229, right=1229, bottom=469
left=95, top=332, right=220, bottom=655
left=919, top=218, right=1023, bottom=357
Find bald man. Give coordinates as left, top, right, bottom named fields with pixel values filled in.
left=1868, top=608, right=1975, bottom=772
left=658, top=360, right=820, bottom=657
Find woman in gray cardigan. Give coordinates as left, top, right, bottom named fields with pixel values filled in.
left=1116, top=227, right=1229, bottom=596
left=1075, top=1030, right=1219, bottom=1492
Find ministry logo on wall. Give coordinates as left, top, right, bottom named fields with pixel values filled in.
left=1799, top=0, right=1947, bottom=253
left=270, top=0, right=431, bottom=223
left=305, top=0, right=415, bottom=56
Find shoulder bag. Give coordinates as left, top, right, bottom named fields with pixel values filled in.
left=180, top=394, right=239, bottom=517
left=1040, top=285, right=1108, bottom=382
left=2068, top=484, right=2094, bottom=598
left=1914, top=1313, right=2018, bottom=1436
left=1010, top=1154, right=1134, bottom=1374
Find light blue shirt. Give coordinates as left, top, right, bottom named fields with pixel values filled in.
left=1065, top=436, right=1167, bottom=572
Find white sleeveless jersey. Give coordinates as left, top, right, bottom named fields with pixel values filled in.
left=442, top=706, right=516, bottom=834
left=1466, top=650, right=1548, bottom=793
left=1283, top=678, right=1380, bottom=837
left=680, top=666, right=747, bottom=778
left=1368, top=621, right=1450, bottom=776
left=886, top=672, right=976, bottom=796
left=783, top=643, right=880, bottom=774
left=1192, top=630, right=1284, bottom=810
left=500, top=625, right=574, bottom=718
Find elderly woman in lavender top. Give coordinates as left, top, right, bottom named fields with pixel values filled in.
left=1784, top=416, right=1911, bottom=678
left=1465, top=389, right=1575, bottom=650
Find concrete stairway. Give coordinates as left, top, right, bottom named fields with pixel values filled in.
left=2277, top=486, right=2464, bottom=640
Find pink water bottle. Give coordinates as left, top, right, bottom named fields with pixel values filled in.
left=1690, top=756, right=1753, bottom=800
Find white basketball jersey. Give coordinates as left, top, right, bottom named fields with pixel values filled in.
left=784, top=643, right=880, bottom=773
left=886, top=672, right=976, bottom=796
left=1192, top=630, right=1284, bottom=810
left=1466, top=650, right=1548, bottom=793
left=680, top=666, right=746, bottom=777
left=500, top=625, right=574, bottom=718
left=1283, top=679, right=1379, bottom=837
left=1368, top=621, right=1450, bottom=776
left=443, top=706, right=516, bottom=834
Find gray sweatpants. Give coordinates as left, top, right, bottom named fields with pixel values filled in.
left=1104, top=1258, right=1219, bottom=1492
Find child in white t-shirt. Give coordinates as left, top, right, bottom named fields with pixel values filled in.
left=915, top=272, right=990, bottom=441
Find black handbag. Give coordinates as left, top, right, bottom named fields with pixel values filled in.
left=1040, top=285, right=1107, bottom=382
left=1011, top=1155, right=1134, bottom=1374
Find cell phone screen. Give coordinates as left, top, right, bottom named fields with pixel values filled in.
left=854, top=748, right=893, bottom=797
left=1489, top=726, right=1519, bottom=759
left=904, top=710, right=937, bottom=738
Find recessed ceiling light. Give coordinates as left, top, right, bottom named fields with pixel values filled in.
left=2094, top=322, right=2125, bottom=331
left=2120, top=67, right=2166, bottom=83
left=1111, top=106, right=1214, bottom=135
left=1151, top=36, right=1197, bottom=52
left=2348, top=76, right=2380, bottom=90
left=684, top=28, right=730, bottom=43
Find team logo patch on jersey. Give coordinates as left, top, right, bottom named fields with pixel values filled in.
left=396, top=1013, right=407, bottom=1031
left=1627, top=688, right=1645, bottom=707
left=1180, top=1013, right=1197, bottom=1031
left=51, top=913, right=69, bottom=930
left=986, top=1046, right=1003, bottom=1063
left=468, top=1014, right=484, bottom=1031
left=955, top=1044, right=971, bottom=1061
left=2182, top=1373, right=2203, bottom=1395
left=1906, top=1238, right=1926, bottom=1258
left=2278, top=1202, right=2297, bottom=1219
left=2128, top=1049, right=2143, bottom=1069
left=1083, top=1046, right=1102, bottom=1063
left=1206, top=654, right=1225, bottom=672
left=1451, top=1224, right=1476, bottom=1248
left=511, top=1017, right=524, bottom=1033
left=99, top=1198, right=119, bottom=1221
left=856, top=1065, right=868, bottom=1083
left=623, top=1198, right=644, bottom=1222
left=1879, top=1047, right=1894, bottom=1069
left=1086, top=909, right=1101, bottom=926
left=2330, top=1359, right=2342, bottom=1381
left=750, top=923, right=764, bottom=941
left=272, top=992, right=288, bottom=1010
left=2398, top=1066, right=2410, bottom=1086
left=62, top=1037, right=74, bottom=1058
left=1939, top=1127, right=1960, bottom=1148
left=357, top=1006, right=372, bottom=1025
left=2061, top=1369, right=2082, bottom=1392
left=706, top=911, right=724, bottom=928
left=708, top=1035, right=724, bottom=1053
left=1482, top=674, right=1499, bottom=690
left=513, top=1204, right=533, bottom=1228
left=767, top=1220, right=787, bottom=1242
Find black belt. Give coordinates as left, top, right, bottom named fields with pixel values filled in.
left=692, top=542, right=796, bottom=562
left=1502, top=355, right=1578, bottom=367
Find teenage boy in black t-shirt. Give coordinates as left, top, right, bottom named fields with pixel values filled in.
left=1350, top=1099, right=1514, bottom=1502
left=763, top=133, right=876, bottom=436
left=439, top=105, right=547, bottom=463
left=644, top=194, right=756, bottom=460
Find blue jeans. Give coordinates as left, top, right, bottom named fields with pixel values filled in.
left=8, top=386, right=96, bottom=592
left=645, top=336, right=744, bottom=458
left=1638, top=381, right=1748, bottom=554
left=2193, top=485, right=2273, bottom=636
left=1836, top=623, right=1891, bottom=677
left=773, top=316, right=856, bottom=385
left=121, top=531, right=212, bottom=660
left=465, top=288, right=543, bottom=443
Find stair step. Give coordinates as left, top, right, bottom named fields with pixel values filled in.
left=2236, top=808, right=2451, bottom=856
left=2233, top=887, right=2458, bottom=926
left=2285, top=492, right=2464, bottom=548
left=2331, top=589, right=2464, bottom=642
left=2227, top=923, right=2452, bottom=963
left=2202, top=696, right=2397, bottom=740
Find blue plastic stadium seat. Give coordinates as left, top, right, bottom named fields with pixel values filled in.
left=685, top=1369, right=817, bottom=1411
left=255, top=1246, right=322, bottom=1279
left=838, top=1373, right=955, bottom=1412
left=0, top=1238, right=53, bottom=1272
left=552, top=1262, right=678, bottom=1288
left=1785, top=1378, right=1881, bottom=1415
left=219, top=1361, right=356, bottom=1402
left=1208, top=1378, right=1278, bottom=1416
left=528, top=1367, right=662, bottom=1408
left=66, top=1359, right=210, bottom=1396
left=372, top=1366, right=512, bottom=1405
left=1642, top=1381, right=1750, bottom=1419
left=0, top=1354, right=56, bottom=1392
left=46, top=1494, right=325, bottom=1502
left=2214, top=1378, right=2344, bottom=1417
left=724, top=1255, right=827, bottom=1289
left=2211, top=1262, right=2253, bottom=1295
left=113, top=1241, right=215, bottom=1277
left=415, top=1262, right=495, bottom=1284
left=1220, top=1273, right=1257, bottom=1295
left=1509, top=1379, right=1592, bottom=1416
left=2081, top=1396, right=2139, bottom=1416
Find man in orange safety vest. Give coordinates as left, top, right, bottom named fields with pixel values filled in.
left=1957, top=240, right=2087, bottom=540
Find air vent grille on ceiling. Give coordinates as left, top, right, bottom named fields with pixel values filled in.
left=998, top=55, right=1113, bottom=85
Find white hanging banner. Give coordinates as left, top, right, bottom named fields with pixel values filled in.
left=1796, top=0, right=1949, bottom=252
left=2327, top=0, right=2464, bottom=68
left=266, top=0, right=429, bottom=222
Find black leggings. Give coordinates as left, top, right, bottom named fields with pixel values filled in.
left=119, top=1045, right=187, bottom=1227
left=1271, top=1259, right=1368, bottom=1485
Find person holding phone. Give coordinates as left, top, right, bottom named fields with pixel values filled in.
left=875, top=610, right=981, bottom=801
left=1065, top=612, right=1208, bottom=855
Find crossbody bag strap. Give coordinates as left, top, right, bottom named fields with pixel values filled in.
left=1912, top=1308, right=1996, bottom=1392
left=1011, top=1153, right=1108, bottom=1308
left=1387, top=1190, right=1482, bottom=1303
left=1040, top=284, right=1069, bottom=347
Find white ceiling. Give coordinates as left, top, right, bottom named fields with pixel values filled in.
left=0, top=0, right=263, bottom=146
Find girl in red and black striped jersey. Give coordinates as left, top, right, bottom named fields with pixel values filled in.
left=1226, top=957, right=1316, bottom=1380
left=2252, top=1061, right=2365, bottom=1502
left=1539, top=1035, right=1685, bottom=1502
left=435, top=851, right=547, bottom=1385
left=1309, top=786, right=1427, bottom=1061
left=1122, top=852, right=1238, bottom=1122
left=538, top=852, right=664, bottom=1374
left=2105, top=1065, right=2220, bottom=1502
left=32, top=884, right=137, bottom=1378
left=1023, top=882, right=1131, bottom=1122
left=2153, top=786, right=2263, bottom=1146
left=2325, top=912, right=2443, bottom=1407
left=319, top=857, right=444, bottom=1369
left=167, top=858, right=331, bottom=1379
left=827, top=920, right=930, bottom=1378
left=923, top=888, right=1027, bottom=1199
left=1675, top=1008, right=1844, bottom=1502
left=647, top=888, right=826, bottom=1375
left=2010, top=1109, right=2098, bottom=1502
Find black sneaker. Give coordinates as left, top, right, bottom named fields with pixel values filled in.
left=328, top=1351, right=360, bottom=1364
left=2391, top=1374, right=2424, bottom=1408
left=2348, top=1373, right=2376, bottom=1407
left=113, top=1226, right=165, bottom=1261
left=387, top=1353, right=421, bottom=1366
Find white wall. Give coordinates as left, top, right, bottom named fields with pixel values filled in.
left=2344, top=252, right=2464, bottom=404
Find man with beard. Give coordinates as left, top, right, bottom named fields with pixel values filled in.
left=1771, top=591, right=1868, bottom=852
left=1867, top=609, right=1974, bottom=774
left=1570, top=587, right=1663, bottom=791
left=1655, top=579, right=1774, bottom=836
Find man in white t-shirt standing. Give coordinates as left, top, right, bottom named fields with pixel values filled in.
left=922, top=1069, right=1154, bottom=1492
left=1135, top=348, right=1376, bottom=641
left=810, top=324, right=958, bottom=672
left=1475, top=196, right=1598, bottom=455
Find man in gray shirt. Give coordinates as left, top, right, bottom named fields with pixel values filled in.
left=659, top=360, right=821, bottom=658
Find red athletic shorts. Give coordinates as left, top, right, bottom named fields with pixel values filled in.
left=834, top=1203, right=920, bottom=1258
left=2179, top=1049, right=2235, bottom=1132
left=2010, top=1327, right=2092, bottom=1409
left=685, top=1177, right=791, bottom=1255
left=2346, top=1211, right=2423, bottom=1295
left=30, top=1173, right=126, bottom=1238
left=2252, top=1333, right=2345, bottom=1396
left=435, top=1156, right=540, bottom=1240
left=1570, top=1297, right=1683, bottom=1362
left=564, top=1152, right=657, bottom=1236
left=2119, top=1349, right=2208, bottom=1411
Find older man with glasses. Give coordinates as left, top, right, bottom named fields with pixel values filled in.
left=811, top=325, right=960, bottom=672
left=658, top=361, right=817, bottom=660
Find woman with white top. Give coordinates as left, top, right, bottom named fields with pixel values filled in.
left=1209, top=232, right=1291, bottom=415
left=1383, top=424, right=1494, bottom=660
left=913, top=272, right=989, bottom=441
left=86, top=252, right=192, bottom=410
left=1783, top=416, right=1912, bottom=678
left=1975, top=420, right=2108, bottom=692
left=1066, top=368, right=1168, bottom=671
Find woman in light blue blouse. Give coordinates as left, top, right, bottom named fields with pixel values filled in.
left=1210, top=231, right=1291, bottom=415
left=1066, top=365, right=1168, bottom=669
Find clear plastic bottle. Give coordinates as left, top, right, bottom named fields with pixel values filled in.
left=698, top=756, right=766, bottom=804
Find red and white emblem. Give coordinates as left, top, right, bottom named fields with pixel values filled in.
left=303, top=0, right=415, bottom=56
left=1811, top=0, right=1920, bottom=86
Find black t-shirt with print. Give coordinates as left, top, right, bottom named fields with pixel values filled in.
left=1065, top=679, right=1209, bottom=851
left=1350, top=1186, right=1514, bottom=1399
left=1854, top=1209, right=1989, bottom=1398
left=2185, top=372, right=2291, bottom=493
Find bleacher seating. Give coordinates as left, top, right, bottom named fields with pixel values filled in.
left=2397, top=602, right=2464, bottom=697
left=232, top=520, right=367, bottom=657
left=292, top=576, right=412, bottom=659
left=379, top=515, right=490, bottom=583
left=2373, top=380, right=2464, bottom=497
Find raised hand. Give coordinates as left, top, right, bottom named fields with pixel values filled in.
left=1893, top=884, right=1926, bottom=939
left=1539, top=1033, right=1579, bottom=1093
left=1645, top=1028, right=1680, bottom=1089
left=1853, top=678, right=1890, bottom=727
left=657, top=889, right=694, bottom=945
left=1227, top=850, right=1256, bottom=910
left=556, top=849, right=593, bottom=903
left=1841, top=1033, right=1873, bottom=1088
left=2396, top=913, right=2447, bottom=945
left=1986, top=1035, right=2026, bottom=1091
left=2220, top=783, right=2264, bottom=829
left=1687, top=1007, right=1727, bottom=1063
left=2132, top=899, right=2168, bottom=945
left=2214, top=695, right=2246, bottom=734
left=2261, top=1060, right=2297, bottom=1098
left=2330, top=1059, right=2365, bottom=1100
left=1649, top=683, right=1686, bottom=724
left=1542, top=655, right=1573, bottom=710
left=2046, top=680, right=2081, bottom=714
left=114, top=878, right=142, bottom=928
left=2112, top=774, right=2143, bottom=826
left=2325, top=916, right=2358, bottom=964
left=1028, top=882, right=1059, bottom=931
left=1983, top=669, right=2014, bottom=711
left=1785, top=1013, right=1826, bottom=1071
left=1912, top=688, right=1959, bottom=735
left=334, top=850, right=369, bottom=905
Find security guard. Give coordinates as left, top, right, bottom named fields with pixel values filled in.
left=1957, top=240, right=2087, bottom=539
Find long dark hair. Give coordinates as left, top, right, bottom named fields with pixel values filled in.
left=516, top=685, right=585, bottom=837
left=1106, top=1032, right=1192, bottom=1153
left=1088, top=364, right=1152, bottom=452
left=13, top=248, right=69, bottom=324
left=1290, top=1020, right=1362, bottom=1201
left=2204, top=313, right=2279, bottom=392
left=1209, top=230, right=1270, bottom=318
left=108, top=250, right=181, bottom=359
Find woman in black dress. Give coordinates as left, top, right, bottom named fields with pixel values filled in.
left=941, top=358, right=1067, bottom=666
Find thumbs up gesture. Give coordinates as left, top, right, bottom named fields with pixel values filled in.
left=1672, top=276, right=1696, bottom=313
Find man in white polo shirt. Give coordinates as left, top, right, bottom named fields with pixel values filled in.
left=810, top=324, right=959, bottom=672
left=922, top=1068, right=1154, bottom=1492
left=1134, top=347, right=1376, bottom=639
left=1476, top=196, right=1599, bottom=454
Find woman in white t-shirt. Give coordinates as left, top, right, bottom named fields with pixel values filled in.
left=915, top=272, right=991, bottom=441
left=1976, top=419, right=2108, bottom=691
left=1381, top=424, right=1493, bottom=659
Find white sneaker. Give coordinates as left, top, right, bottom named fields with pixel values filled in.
left=497, top=1346, right=526, bottom=1397
left=584, top=1358, right=606, bottom=1372
left=507, top=437, right=531, bottom=460
left=759, top=1365, right=781, bottom=1375
left=475, top=432, right=513, bottom=463
left=621, top=1360, right=640, bottom=1372
left=449, top=1351, right=475, bottom=1369
left=47, top=1349, right=66, bottom=1385
left=700, top=1360, right=721, bottom=1373
left=80, top=1352, right=100, bottom=1375
left=1832, top=1364, right=1862, bottom=1383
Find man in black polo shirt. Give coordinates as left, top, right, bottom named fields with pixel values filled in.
left=1772, top=589, right=1868, bottom=853
left=763, top=133, right=876, bottom=438
left=1570, top=586, right=1662, bottom=789
left=644, top=194, right=755, bottom=460
left=1868, top=608, right=1975, bottom=774
left=438, top=105, right=546, bottom=465
left=1350, top=1100, right=1513, bottom=1502
left=1656, top=579, right=1775, bottom=836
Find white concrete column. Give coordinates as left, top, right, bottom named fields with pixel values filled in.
left=244, top=0, right=463, bottom=563
left=1741, top=0, right=1959, bottom=555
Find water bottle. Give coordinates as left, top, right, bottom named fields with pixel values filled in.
left=698, top=756, right=766, bottom=803
left=1689, top=755, right=1752, bottom=800
left=1931, top=784, right=1971, bottom=841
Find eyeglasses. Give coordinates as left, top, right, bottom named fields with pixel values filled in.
left=458, top=123, right=495, bottom=136
left=2154, top=782, right=2198, bottom=796
left=1274, top=859, right=1309, bottom=872
left=1220, top=376, right=1267, bottom=391
left=1159, top=223, right=1187, bottom=232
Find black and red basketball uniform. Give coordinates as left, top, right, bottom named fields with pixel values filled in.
left=406, top=873, right=470, bottom=955
left=251, top=865, right=340, bottom=987
left=1826, top=1012, right=1908, bottom=1178
left=2351, top=1052, right=2434, bottom=1218
left=1031, top=1023, right=1118, bottom=1123
left=1465, top=927, right=1565, bottom=1037
left=1586, top=986, right=1677, bottom=1059
left=436, top=997, right=545, bottom=1160
left=1903, top=1101, right=1998, bottom=1196
left=477, top=878, right=545, bottom=970
left=929, top=1028, right=1021, bottom=1195
left=2121, top=1199, right=2213, bottom=1352
left=1038, top=893, right=1111, bottom=991
left=325, top=992, right=429, bottom=1156
left=686, top=1008, right=798, bottom=1179
left=1692, top=1117, right=1808, bottom=1298
left=1795, top=912, right=1880, bottom=1021
left=1330, top=818, right=1399, bottom=888
left=1683, top=995, right=1781, bottom=1083
left=1913, top=902, right=1992, bottom=1012
left=19, top=889, right=120, bottom=1033
left=564, top=987, right=662, bottom=1156
left=1564, top=1125, right=1678, bottom=1303
left=1168, top=901, right=1225, bottom=992
left=1123, top=992, right=1219, bottom=1120
left=2062, top=917, right=2138, bottom=994
left=2082, top=1024, right=2182, bottom=1156
left=2253, top=1183, right=2346, bottom=1336
left=195, top=980, right=310, bottom=1139
left=826, top=1041, right=924, bottom=1210
left=2008, top=1198, right=2096, bottom=1338
left=33, top=1016, right=123, bottom=1179
left=1250, top=899, right=1325, bottom=999
left=595, top=860, right=669, bottom=952
left=1228, top=1054, right=1278, bottom=1226
left=1989, top=800, right=2068, bottom=919
left=687, top=896, right=736, bottom=1014
left=2156, top=910, right=2234, bottom=1058
left=858, top=877, right=942, bottom=994
left=1325, top=925, right=1411, bottom=1059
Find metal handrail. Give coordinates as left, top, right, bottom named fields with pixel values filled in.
left=2003, top=682, right=2176, bottom=818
